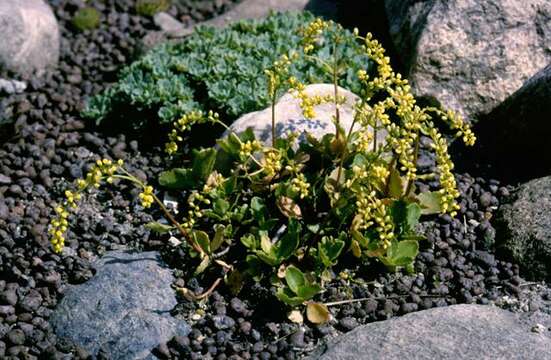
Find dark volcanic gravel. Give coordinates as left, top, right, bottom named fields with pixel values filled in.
left=0, top=1, right=550, bottom=359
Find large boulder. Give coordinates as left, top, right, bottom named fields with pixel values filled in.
left=225, top=83, right=387, bottom=146
left=384, top=0, right=551, bottom=122
left=310, top=304, right=551, bottom=359
left=463, top=63, right=551, bottom=182
left=495, top=176, right=551, bottom=281
left=50, top=251, right=190, bottom=359
left=0, top=0, right=60, bottom=75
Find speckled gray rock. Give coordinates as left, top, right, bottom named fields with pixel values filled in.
left=0, top=78, right=27, bottom=95
left=469, top=63, right=551, bottom=182
left=50, top=251, right=190, bottom=360
left=177, top=0, right=337, bottom=37
left=225, top=83, right=387, bottom=146
left=0, top=0, right=60, bottom=75
left=153, top=12, right=185, bottom=37
left=495, top=177, right=551, bottom=281
left=310, top=304, right=551, bottom=359
left=384, top=0, right=551, bottom=122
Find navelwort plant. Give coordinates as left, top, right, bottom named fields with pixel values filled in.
left=49, top=18, right=475, bottom=321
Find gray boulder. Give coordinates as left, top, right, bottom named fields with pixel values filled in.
left=176, top=0, right=337, bottom=37
left=50, top=251, right=190, bottom=360
left=225, top=83, right=387, bottom=146
left=384, top=0, right=551, bottom=122
left=0, top=0, right=60, bottom=75
left=310, top=304, right=551, bottom=360
left=495, top=176, right=551, bottom=281
left=467, top=63, right=551, bottom=182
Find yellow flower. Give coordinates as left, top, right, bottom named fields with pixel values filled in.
left=301, top=18, right=329, bottom=53
left=262, top=150, right=282, bottom=178
left=291, top=173, right=310, bottom=199
left=165, top=110, right=220, bottom=155
left=354, top=191, right=394, bottom=249
left=239, top=140, right=262, bottom=159
left=139, top=185, right=155, bottom=208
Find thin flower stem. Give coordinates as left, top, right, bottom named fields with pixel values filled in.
left=271, top=94, right=277, bottom=148
left=324, top=294, right=449, bottom=307
left=405, top=133, right=420, bottom=196
left=195, top=277, right=223, bottom=299
left=112, top=170, right=205, bottom=255
left=151, top=193, right=204, bottom=256
left=332, top=41, right=340, bottom=140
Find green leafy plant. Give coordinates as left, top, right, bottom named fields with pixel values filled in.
left=72, top=7, right=101, bottom=31
left=136, top=0, right=171, bottom=17
left=50, top=18, right=475, bottom=319
left=83, top=12, right=368, bottom=130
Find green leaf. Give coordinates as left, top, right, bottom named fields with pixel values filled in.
left=158, top=168, right=195, bottom=190
left=192, top=148, right=217, bottom=181
left=145, top=221, right=174, bottom=234
left=217, top=133, right=242, bottom=156
left=255, top=250, right=278, bottom=266
left=214, top=198, right=230, bottom=216
left=195, top=256, right=210, bottom=275
left=296, top=284, right=322, bottom=300
left=405, top=203, right=422, bottom=232
left=260, top=232, right=272, bottom=254
left=387, top=240, right=419, bottom=266
left=225, top=269, right=244, bottom=295
left=274, top=220, right=301, bottom=260
left=239, top=127, right=256, bottom=143
left=192, top=230, right=211, bottom=255
left=276, top=287, right=305, bottom=306
left=251, top=197, right=266, bottom=214
left=240, top=234, right=258, bottom=249
left=245, top=255, right=264, bottom=280
left=387, top=167, right=403, bottom=198
left=318, top=237, right=345, bottom=267
left=285, top=265, right=305, bottom=294
left=417, top=191, right=443, bottom=215
left=211, top=224, right=226, bottom=252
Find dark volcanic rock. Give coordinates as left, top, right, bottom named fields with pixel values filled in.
left=384, top=0, right=551, bottom=122
left=495, top=176, right=551, bottom=281
left=310, top=305, right=551, bottom=359
left=49, top=251, right=190, bottom=359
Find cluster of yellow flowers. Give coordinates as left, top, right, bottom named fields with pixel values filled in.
left=354, top=30, right=475, bottom=214
left=139, top=186, right=155, bottom=208
left=49, top=206, right=70, bottom=253
left=183, top=191, right=211, bottom=229
left=239, top=139, right=263, bottom=159
left=301, top=18, right=329, bottom=53
left=353, top=130, right=373, bottom=153
left=166, top=110, right=220, bottom=155
left=356, top=32, right=394, bottom=92
left=262, top=149, right=283, bottom=178
left=433, top=108, right=476, bottom=146
left=288, top=76, right=339, bottom=120
left=49, top=158, right=125, bottom=253
left=355, top=191, right=394, bottom=249
left=290, top=173, right=310, bottom=199
left=265, top=52, right=299, bottom=99
left=425, top=124, right=461, bottom=216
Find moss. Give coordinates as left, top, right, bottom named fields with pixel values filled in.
left=83, top=11, right=369, bottom=130
left=72, top=7, right=101, bottom=31
left=136, top=0, right=172, bottom=17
